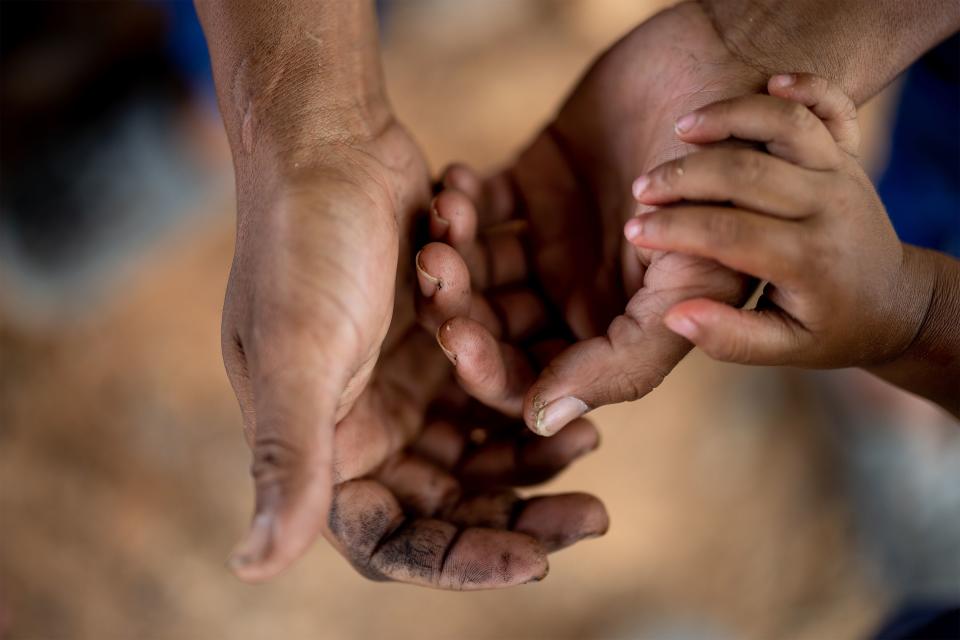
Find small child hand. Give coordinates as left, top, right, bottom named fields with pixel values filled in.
left=624, top=73, right=933, bottom=370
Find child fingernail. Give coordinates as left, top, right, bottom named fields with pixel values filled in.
left=535, top=396, right=589, bottom=437
left=675, top=112, right=700, bottom=134
left=664, top=314, right=699, bottom=339
left=771, top=73, right=796, bottom=88
left=624, top=218, right=644, bottom=242
left=415, top=250, right=441, bottom=297
left=632, top=175, right=650, bottom=199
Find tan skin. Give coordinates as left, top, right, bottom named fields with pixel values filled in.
left=198, top=1, right=607, bottom=585
left=626, top=74, right=960, bottom=418
left=197, top=0, right=959, bottom=583
left=424, top=1, right=960, bottom=436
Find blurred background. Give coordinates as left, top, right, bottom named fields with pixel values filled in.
left=1, top=2, right=958, bottom=639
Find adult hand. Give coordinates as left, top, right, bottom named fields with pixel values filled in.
left=420, top=3, right=762, bottom=435
left=219, top=115, right=607, bottom=583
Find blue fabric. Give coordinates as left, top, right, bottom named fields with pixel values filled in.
left=872, top=35, right=959, bottom=640
left=873, top=605, right=959, bottom=640
left=877, top=35, right=960, bottom=257
left=158, top=2, right=215, bottom=102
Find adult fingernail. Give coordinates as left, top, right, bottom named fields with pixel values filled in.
left=664, top=314, right=699, bottom=340
left=535, top=396, right=589, bottom=437
left=631, top=175, right=650, bottom=199
left=675, top=112, right=700, bottom=134
left=228, top=511, right=274, bottom=573
left=624, top=217, right=644, bottom=242
left=771, top=73, right=795, bottom=88
left=415, top=250, right=441, bottom=297
left=431, top=203, right=450, bottom=231
left=435, top=325, right=458, bottom=365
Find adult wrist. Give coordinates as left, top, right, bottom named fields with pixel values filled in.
left=697, top=0, right=960, bottom=106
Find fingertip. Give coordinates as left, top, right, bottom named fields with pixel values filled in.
left=674, top=111, right=701, bottom=135
left=435, top=322, right=459, bottom=365
left=662, top=311, right=700, bottom=342
left=428, top=200, right=451, bottom=240
left=415, top=249, right=441, bottom=298
left=416, top=243, right=472, bottom=328
left=624, top=217, right=645, bottom=243
left=532, top=396, right=589, bottom=437
left=441, top=162, right=482, bottom=203
left=433, top=188, right=478, bottom=247
left=227, top=511, right=276, bottom=582
left=631, top=175, right=650, bottom=200
left=768, top=73, right=796, bottom=92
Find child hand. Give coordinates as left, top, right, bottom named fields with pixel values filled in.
left=625, top=73, right=934, bottom=370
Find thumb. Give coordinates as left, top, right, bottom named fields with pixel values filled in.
left=524, top=310, right=693, bottom=437
left=228, top=341, right=344, bottom=583
left=663, top=298, right=804, bottom=365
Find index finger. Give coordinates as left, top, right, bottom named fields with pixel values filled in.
left=675, top=94, right=842, bottom=170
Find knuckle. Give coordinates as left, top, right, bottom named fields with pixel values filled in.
left=708, top=332, right=752, bottom=364
left=731, top=151, right=765, bottom=185
left=251, top=434, right=306, bottom=487
left=704, top=211, right=743, bottom=247
left=657, top=156, right=686, bottom=189
left=784, top=100, right=815, bottom=130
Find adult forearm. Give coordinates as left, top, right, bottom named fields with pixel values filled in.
left=195, top=0, right=391, bottom=184
left=699, top=0, right=960, bottom=104
left=869, top=247, right=960, bottom=418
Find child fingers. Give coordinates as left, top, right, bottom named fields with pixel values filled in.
left=633, top=148, right=824, bottom=218
left=768, top=73, right=860, bottom=156
left=624, top=206, right=803, bottom=285
left=675, top=94, right=842, bottom=170
left=663, top=298, right=806, bottom=365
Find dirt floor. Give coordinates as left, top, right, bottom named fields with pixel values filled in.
left=1, top=2, right=954, bottom=639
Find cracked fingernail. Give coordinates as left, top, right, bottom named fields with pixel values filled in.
left=534, top=396, right=589, bottom=437
left=415, top=250, right=442, bottom=297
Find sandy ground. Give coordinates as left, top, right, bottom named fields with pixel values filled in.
left=2, top=2, right=953, bottom=639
